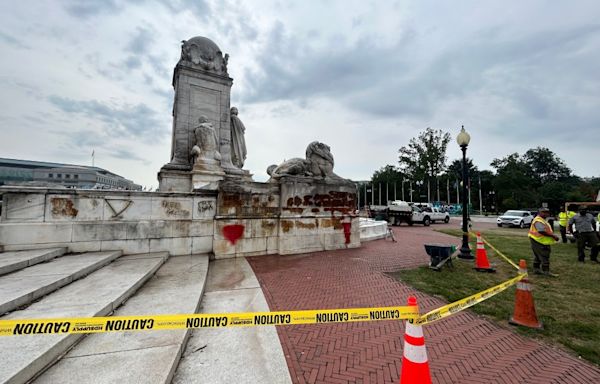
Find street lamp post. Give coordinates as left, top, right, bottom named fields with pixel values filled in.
left=457, top=125, right=473, bottom=259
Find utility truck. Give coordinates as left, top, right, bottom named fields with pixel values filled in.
left=368, top=201, right=432, bottom=226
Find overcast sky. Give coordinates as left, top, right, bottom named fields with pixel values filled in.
left=1, top=0, right=599, bottom=188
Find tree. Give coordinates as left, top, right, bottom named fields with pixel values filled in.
left=371, top=165, right=404, bottom=184
left=398, top=127, right=451, bottom=180
left=523, top=147, right=572, bottom=184
left=398, top=127, right=451, bottom=201
left=491, top=153, right=536, bottom=209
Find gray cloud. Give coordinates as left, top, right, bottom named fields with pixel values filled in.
left=0, top=30, right=29, bottom=49
left=62, top=0, right=122, bottom=18
left=110, top=147, right=151, bottom=165
left=158, top=0, right=211, bottom=19
left=47, top=96, right=166, bottom=142
left=241, top=21, right=600, bottom=136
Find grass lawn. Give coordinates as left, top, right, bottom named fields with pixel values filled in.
left=391, top=228, right=600, bottom=366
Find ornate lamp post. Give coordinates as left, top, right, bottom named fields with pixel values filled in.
left=457, top=126, right=473, bottom=259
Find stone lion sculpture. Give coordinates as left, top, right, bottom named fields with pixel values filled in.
left=267, top=141, right=342, bottom=181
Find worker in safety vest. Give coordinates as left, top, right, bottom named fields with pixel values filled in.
left=557, top=206, right=576, bottom=243
left=529, top=207, right=559, bottom=276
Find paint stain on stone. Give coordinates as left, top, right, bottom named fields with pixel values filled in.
left=281, top=220, right=294, bottom=233
left=214, top=269, right=246, bottom=290
left=261, top=220, right=276, bottom=235
left=51, top=198, right=78, bottom=217
left=321, top=218, right=343, bottom=230
left=223, top=224, right=245, bottom=244
left=295, top=220, right=316, bottom=230
left=161, top=200, right=190, bottom=217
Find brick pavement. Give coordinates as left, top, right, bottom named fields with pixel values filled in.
left=247, top=223, right=600, bottom=383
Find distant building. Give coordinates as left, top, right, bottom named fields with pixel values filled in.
left=0, top=158, right=142, bottom=190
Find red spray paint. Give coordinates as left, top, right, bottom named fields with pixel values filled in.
left=223, top=224, right=245, bottom=245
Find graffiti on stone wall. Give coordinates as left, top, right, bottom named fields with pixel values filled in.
left=223, top=224, right=244, bottom=245
left=285, top=191, right=357, bottom=214
left=197, top=200, right=214, bottom=213
left=161, top=200, right=190, bottom=218
left=50, top=198, right=78, bottom=218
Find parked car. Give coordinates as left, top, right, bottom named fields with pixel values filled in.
left=422, top=207, right=450, bottom=223
left=497, top=210, right=534, bottom=228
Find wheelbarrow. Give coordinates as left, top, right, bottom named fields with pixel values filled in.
left=425, top=244, right=457, bottom=271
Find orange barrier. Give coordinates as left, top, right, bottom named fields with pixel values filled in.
left=400, top=296, right=432, bottom=384
left=474, top=232, right=495, bottom=272
left=509, top=260, right=542, bottom=329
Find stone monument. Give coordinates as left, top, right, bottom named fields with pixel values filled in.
left=0, top=35, right=360, bottom=260
left=158, top=36, right=250, bottom=192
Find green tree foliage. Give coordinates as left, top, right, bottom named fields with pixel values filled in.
left=398, top=127, right=451, bottom=182
left=371, top=165, right=404, bottom=184
left=523, top=147, right=572, bottom=184
left=491, top=153, right=536, bottom=208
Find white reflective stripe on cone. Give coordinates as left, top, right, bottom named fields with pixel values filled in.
left=405, top=322, right=424, bottom=338
left=517, top=282, right=532, bottom=291
left=403, top=343, right=428, bottom=364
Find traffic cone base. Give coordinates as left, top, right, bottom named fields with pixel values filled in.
left=400, top=297, right=432, bottom=384
left=474, top=232, right=496, bottom=273
left=510, top=260, right=543, bottom=329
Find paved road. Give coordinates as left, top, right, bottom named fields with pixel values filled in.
left=247, top=223, right=600, bottom=383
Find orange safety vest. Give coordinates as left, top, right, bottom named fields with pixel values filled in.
left=528, top=216, right=556, bottom=245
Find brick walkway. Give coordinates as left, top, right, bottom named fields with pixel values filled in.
left=247, top=223, right=600, bottom=383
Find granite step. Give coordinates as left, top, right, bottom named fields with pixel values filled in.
left=0, top=248, right=67, bottom=276
left=33, top=254, right=209, bottom=384
left=172, top=257, right=292, bottom=384
left=0, top=251, right=122, bottom=315
left=0, top=252, right=168, bottom=384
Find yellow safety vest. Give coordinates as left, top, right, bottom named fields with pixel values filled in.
left=528, top=216, right=557, bottom=245
left=558, top=212, right=568, bottom=227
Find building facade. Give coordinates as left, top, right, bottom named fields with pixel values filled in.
left=0, top=158, right=142, bottom=190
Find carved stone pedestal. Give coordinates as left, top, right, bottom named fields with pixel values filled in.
left=191, top=168, right=225, bottom=191
left=158, top=170, right=192, bottom=192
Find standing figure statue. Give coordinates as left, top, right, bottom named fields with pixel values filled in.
left=230, top=107, right=247, bottom=168
left=190, top=116, right=221, bottom=166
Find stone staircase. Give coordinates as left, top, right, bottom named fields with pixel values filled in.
left=0, top=247, right=210, bottom=384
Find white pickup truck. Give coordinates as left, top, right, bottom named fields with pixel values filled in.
left=422, top=207, right=450, bottom=223
left=369, top=201, right=432, bottom=226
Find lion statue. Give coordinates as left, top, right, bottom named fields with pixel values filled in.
left=267, top=141, right=342, bottom=181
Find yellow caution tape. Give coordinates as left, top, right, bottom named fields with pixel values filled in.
left=0, top=306, right=418, bottom=336
left=415, top=272, right=526, bottom=325
left=0, top=234, right=529, bottom=336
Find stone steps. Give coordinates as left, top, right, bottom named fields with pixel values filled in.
left=0, top=251, right=122, bottom=314
left=32, top=254, right=209, bottom=384
left=172, top=258, right=291, bottom=384
left=0, top=252, right=168, bottom=384
left=0, top=248, right=67, bottom=276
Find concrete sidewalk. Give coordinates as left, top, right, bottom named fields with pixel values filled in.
left=247, top=223, right=600, bottom=383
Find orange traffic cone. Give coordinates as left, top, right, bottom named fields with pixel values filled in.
left=509, top=260, right=543, bottom=329
left=400, top=296, right=432, bottom=384
left=474, top=232, right=495, bottom=272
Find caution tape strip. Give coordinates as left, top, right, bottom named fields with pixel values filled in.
left=0, top=306, right=418, bottom=336
left=415, top=272, right=527, bottom=325
left=0, top=234, right=527, bottom=336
